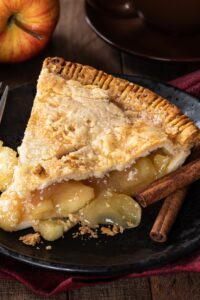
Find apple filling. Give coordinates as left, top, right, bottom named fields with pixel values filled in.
left=23, top=149, right=171, bottom=240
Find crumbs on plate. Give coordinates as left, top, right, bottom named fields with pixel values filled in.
left=19, top=232, right=41, bottom=246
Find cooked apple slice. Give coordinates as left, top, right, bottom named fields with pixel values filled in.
left=152, top=153, right=170, bottom=177
left=104, top=156, right=157, bottom=195
left=79, top=193, right=141, bottom=228
left=38, top=220, right=64, bottom=241
left=52, top=181, right=95, bottom=216
left=0, top=141, right=18, bottom=192
left=0, top=191, right=22, bottom=231
left=32, top=199, right=54, bottom=220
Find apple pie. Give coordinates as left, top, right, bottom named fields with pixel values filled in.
left=0, top=57, right=199, bottom=241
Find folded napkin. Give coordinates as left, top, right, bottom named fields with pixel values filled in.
left=0, top=70, right=200, bottom=297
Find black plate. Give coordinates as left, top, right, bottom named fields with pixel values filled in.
left=0, top=76, right=200, bottom=276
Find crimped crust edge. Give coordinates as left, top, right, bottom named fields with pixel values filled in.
left=43, top=57, right=200, bottom=146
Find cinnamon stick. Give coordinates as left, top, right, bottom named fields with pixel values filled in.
left=150, top=187, right=188, bottom=242
left=149, top=146, right=200, bottom=243
left=135, top=158, right=200, bottom=207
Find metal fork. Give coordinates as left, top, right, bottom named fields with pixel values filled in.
left=0, top=83, right=8, bottom=124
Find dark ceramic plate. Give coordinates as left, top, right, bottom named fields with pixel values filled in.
left=0, top=76, right=200, bottom=276
left=85, top=2, right=200, bottom=62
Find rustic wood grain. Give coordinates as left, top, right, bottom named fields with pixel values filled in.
left=52, top=0, right=122, bottom=74
left=0, top=0, right=200, bottom=299
left=68, top=278, right=152, bottom=300
left=150, top=273, right=200, bottom=300
left=0, top=279, right=66, bottom=300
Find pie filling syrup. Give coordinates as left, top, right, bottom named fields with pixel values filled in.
left=21, top=149, right=171, bottom=240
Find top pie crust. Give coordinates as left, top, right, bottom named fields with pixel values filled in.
left=0, top=57, right=199, bottom=232
left=11, top=57, right=200, bottom=198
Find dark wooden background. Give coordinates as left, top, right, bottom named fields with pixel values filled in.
left=0, top=1, right=200, bottom=299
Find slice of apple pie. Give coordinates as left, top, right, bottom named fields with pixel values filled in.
left=0, top=57, right=199, bottom=241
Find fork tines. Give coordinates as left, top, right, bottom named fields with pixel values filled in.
left=0, top=84, right=8, bottom=124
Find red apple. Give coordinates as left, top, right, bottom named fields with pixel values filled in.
left=0, top=0, right=60, bottom=63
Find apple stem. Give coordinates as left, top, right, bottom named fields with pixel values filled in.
left=14, top=18, right=44, bottom=41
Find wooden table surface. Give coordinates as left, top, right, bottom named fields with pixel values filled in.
left=0, top=1, right=200, bottom=299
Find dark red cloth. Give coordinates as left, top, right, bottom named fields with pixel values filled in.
left=0, top=70, right=200, bottom=296
left=170, top=70, right=200, bottom=98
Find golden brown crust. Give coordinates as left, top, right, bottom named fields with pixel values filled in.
left=19, top=232, right=40, bottom=246
left=43, top=57, right=200, bottom=146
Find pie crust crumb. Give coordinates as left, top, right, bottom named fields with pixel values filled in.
left=101, top=225, right=124, bottom=236
left=79, top=225, right=98, bottom=238
left=45, top=245, right=52, bottom=251
left=19, top=232, right=41, bottom=246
